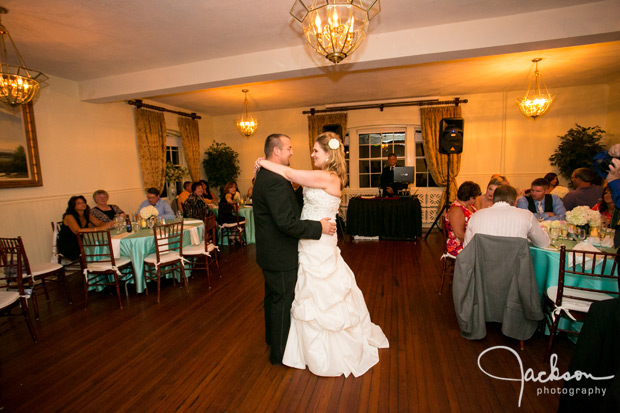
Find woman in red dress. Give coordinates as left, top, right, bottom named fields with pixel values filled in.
left=445, top=181, right=481, bottom=256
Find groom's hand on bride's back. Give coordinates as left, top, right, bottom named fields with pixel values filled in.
left=320, top=218, right=337, bottom=235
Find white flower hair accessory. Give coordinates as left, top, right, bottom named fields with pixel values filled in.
left=328, top=138, right=340, bottom=150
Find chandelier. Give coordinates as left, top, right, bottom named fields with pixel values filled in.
left=517, top=58, right=553, bottom=119
left=0, top=7, right=47, bottom=106
left=235, top=89, right=259, bottom=138
left=290, top=0, right=381, bottom=64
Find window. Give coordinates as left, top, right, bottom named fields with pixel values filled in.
left=162, top=130, right=186, bottom=197
left=414, top=128, right=437, bottom=188
left=357, top=129, right=406, bottom=188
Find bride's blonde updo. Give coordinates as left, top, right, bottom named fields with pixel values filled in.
left=315, top=132, right=347, bottom=188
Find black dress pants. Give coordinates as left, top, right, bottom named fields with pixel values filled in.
left=262, top=268, right=297, bottom=365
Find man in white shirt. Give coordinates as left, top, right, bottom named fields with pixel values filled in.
left=464, top=185, right=550, bottom=248
left=137, top=187, right=175, bottom=219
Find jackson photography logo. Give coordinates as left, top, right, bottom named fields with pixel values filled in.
left=477, top=346, right=614, bottom=407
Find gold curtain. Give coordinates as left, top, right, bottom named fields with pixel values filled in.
left=134, top=108, right=167, bottom=192
left=307, top=113, right=348, bottom=156
left=420, top=105, right=462, bottom=209
left=177, top=116, right=201, bottom=181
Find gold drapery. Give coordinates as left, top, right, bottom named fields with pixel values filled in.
left=134, top=108, right=167, bottom=192
left=420, top=105, right=462, bottom=210
left=307, top=113, right=348, bottom=158
left=177, top=116, right=201, bottom=181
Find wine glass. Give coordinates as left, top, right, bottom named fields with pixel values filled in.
left=534, top=212, right=545, bottom=222
left=573, top=227, right=587, bottom=242
left=560, top=222, right=569, bottom=240
left=550, top=227, right=561, bottom=246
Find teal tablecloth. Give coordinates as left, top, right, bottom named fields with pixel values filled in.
left=529, top=240, right=618, bottom=335
left=211, top=206, right=255, bottom=245
left=113, top=220, right=204, bottom=293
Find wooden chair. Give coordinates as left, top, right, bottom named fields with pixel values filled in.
left=218, top=203, right=246, bottom=247
left=543, top=246, right=620, bottom=362
left=77, top=229, right=136, bottom=309
left=439, top=217, right=456, bottom=295
left=143, top=221, right=187, bottom=303
left=0, top=237, right=39, bottom=343
left=51, top=221, right=81, bottom=275
left=183, top=213, right=220, bottom=289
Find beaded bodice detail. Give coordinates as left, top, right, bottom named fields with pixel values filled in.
left=300, top=187, right=340, bottom=221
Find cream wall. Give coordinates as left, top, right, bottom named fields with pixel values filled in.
left=0, top=76, right=214, bottom=263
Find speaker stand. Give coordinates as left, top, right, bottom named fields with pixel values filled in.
left=425, top=153, right=452, bottom=240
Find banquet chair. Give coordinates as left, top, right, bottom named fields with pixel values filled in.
left=51, top=221, right=81, bottom=275
left=182, top=213, right=220, bottom=289
left=143, top=221, right=187, bottom=303
left=0, top=237, right=39, bottom=343
left=543, top=246, right=620, bottom=362
left=218, top=203, right=246, bottom=247
left=77, top=229, right=136, bottom=310
left=439, top=218, right=456, bottom=296
left=0, top=237, right=41, bottom=319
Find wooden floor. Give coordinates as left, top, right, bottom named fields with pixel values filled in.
left=0, top=232, right=576, bottom=412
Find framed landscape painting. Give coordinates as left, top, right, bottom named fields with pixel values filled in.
left=0, top=102, right=42, bottom=188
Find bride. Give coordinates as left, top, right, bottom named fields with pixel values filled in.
left=257, top=132, right=389, bottom=377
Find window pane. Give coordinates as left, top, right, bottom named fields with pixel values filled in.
left=359, top=146, right=369, bottom=158
left=370, top=133, right=381, bottom=145
left=396, top=159, right=405, bottom=167
left=359, top=134, right=369, bottom=145
left=394, top=132, right=406, bottom=142
left=370, top=160, right=382, bottom=173
left=416, top=159, right=427, bottom=172
left=394, top=144, right=405, bottom=157
left=371, top=174, right=381, bottom=188
left=371, top=145, right=381, bottom=158
left=359, top=174, right=370, bottom=188
left=428, top=173, right=438, bottom=187
left=382, top=133, right=394, bottom=144
left=359, top=160, right=370, bottom=174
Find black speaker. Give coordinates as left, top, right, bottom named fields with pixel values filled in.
left=439, top=118, right=464, bottom=154
left=322, top=124, right=343, bottom=137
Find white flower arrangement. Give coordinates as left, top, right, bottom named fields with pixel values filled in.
left=565, top=206, right=601, bottom=227
left=139, top=205, right=159, bottom=219
left=328, top=138, right=340, bottom=150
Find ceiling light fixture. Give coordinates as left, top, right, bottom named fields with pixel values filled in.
left=518, top=58, right=553, bottom=119
left=0, top=7, right=47, bottom=106
left=290, top=0, right=381, bottom=64
left=235, top=89, right=259, bottom=138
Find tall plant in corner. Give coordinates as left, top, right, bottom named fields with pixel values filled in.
left=202, top=141, right=240, bottom=194
left=549, top=124, right=606, bottom=182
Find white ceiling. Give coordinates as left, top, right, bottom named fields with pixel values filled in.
left=2, top=0, right=620, bottom=115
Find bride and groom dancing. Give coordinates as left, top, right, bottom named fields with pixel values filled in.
left=253, top=132, right=388, bottom=378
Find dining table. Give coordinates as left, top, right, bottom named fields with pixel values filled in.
left=209, top=205, right=255, bottom=245
left=529, top=238, right=619, bottom=335
left=110, top=219, right=205, bottom=293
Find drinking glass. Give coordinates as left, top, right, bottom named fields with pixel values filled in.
left=534, top=212, right=545, bottom=222
left=573, top=227, right=587, bottom=242
left=560, top=222, right=569, bottom=240
left=550, top=227, right=560, bottom=246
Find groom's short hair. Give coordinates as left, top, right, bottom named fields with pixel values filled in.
left=264, top=133, right=288, bottom=158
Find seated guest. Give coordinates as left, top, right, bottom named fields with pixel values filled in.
left=464, top=185, right=549, bottom=248
left=199, top=179, right=218, bottom=206
left=232, top=181, right=242, bottom=203
left=516, top=178, right=566, bottom=221
left=445, top=181, right=481, bottom=256
left=380, top=153, right=407, bottom=196
left=57, top=195, right=115, bottom=260
left=219, top=181, right=246, bottom=244
left=592, top=185, right=615, bottom=222
left=90, top=189, right=125, bottom=222
left=474, top=178, right=505, bottom=210
left=563, top=167, right=604, bottom=211
left=137, top=187, right=175, bottom=219
left=183, top=182, right=209, bottom=220
left=177, top=181, right=192, bottom=214
left=544, top=172, right=569, bottom=199
left=247, top=177, right=255, bottom=201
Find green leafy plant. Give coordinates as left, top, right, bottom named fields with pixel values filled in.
left=165, top=162, right=188, bottom=183
left=549, top=124, right=606, bottom=181
left=202, top=141, right=240, bottom=192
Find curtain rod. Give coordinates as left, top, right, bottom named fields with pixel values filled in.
left=302, top=97, right=467, bottom=115
left=128, top=99, right=202, bottom=120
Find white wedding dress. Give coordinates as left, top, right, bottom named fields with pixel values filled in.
left=282, top=187, right=389, bottom=377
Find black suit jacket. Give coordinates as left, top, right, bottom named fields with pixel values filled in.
left=253, top=168, right=322, bottom=271
left=380, top=166, right=407, bottom=196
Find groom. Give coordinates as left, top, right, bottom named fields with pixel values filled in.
left=253, top=133, right=336, bottom=365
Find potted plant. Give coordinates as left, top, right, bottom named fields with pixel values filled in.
left=549, top=124, right=606, bottom=182
left=202, top=141, right=240, bottom=195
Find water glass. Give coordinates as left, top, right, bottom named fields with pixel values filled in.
left=560, top=222, right=569, bottom=240
left=550, top=227, right=560, bottom=245
left=573, top=227, right=587, bottom=242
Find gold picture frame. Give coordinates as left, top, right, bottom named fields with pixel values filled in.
left=0, top=102, right=43, bottom=188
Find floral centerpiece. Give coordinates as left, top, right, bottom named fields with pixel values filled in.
left=139, top=205, right=159, bottom=228
left=565, top=206, right=601, bottom=238
left=165, top=162, right=188, bottom=198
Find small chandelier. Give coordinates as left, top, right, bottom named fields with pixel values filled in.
left=0, top=7, right=47, bottom=106
left=290, top=0, right=381, bottom=64
left=235, top=89, right=259, bottom=138
left=518, top=58, right=553, bottom=119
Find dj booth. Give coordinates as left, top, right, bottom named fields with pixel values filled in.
left=345, top=196, right=422, bottom=240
